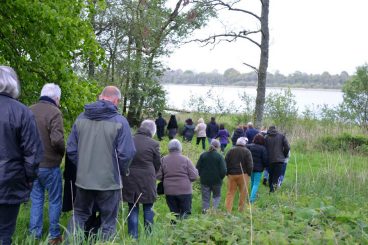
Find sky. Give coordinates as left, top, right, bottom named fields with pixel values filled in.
left=163, top=0, right=368, bottom=75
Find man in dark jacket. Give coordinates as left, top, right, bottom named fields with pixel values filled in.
left=0, top=66, right=43, bottom=245
left=224, top=137, right=253, bottom=212
left=29, top=83, right=65, bottom=244
left=196, top=139, right=226, bottom=213
left=155, top=112, right=166, bottom=141
left=66, top=86, right=136, bottom=241
left=122, top=120, right=161, bottom=239
left=264, top=126, right=290, bottom=192
left=206, top=117, right=219, bottom=144
left=245, top=122, right=259, bottom=143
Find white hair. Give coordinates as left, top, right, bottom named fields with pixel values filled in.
left=40, top=83, right=61, bottom=100
left=168, top=139, right=182, bottom=152
left=0, top=66, right=20, bottom=98
left=247, top=122, right=254, bottom=127
left=236, top=137, right=249, bottom=146
left=140, top=119, right=157, bottom=137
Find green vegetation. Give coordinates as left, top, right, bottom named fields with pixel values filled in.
left=12, top=117, right=368, bottom=244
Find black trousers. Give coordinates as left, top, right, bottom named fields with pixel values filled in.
left=0, top=204, right=20, bottom=245
left=165, top=194, right=192, bottom=219
left=196, top=137, right=206, bottom=150
left=66, top=188, right=120, bottom=241
left=269, top=162, right=284, bottom=192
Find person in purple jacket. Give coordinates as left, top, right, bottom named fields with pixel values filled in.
left=216, top=124, right=230, bottom=153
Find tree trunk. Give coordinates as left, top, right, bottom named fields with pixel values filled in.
left=254, top=0, right=269, bottom=129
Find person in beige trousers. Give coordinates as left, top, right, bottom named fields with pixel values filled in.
left=224, top=137, right=253, bottom=212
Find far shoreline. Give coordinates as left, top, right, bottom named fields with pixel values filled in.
left=161, top=83, right=343, bottom=92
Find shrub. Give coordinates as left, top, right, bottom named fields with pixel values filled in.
left=318, top=133, right=368, bottom=154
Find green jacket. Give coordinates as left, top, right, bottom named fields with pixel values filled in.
left=196, top=150, right=226, bottom=186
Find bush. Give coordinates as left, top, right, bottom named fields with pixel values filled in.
left=318, top=133, right=368, bottom=154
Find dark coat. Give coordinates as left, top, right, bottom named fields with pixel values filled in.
left=183, top=124, right=195, bottom=141
left=231, top=128, right=245, bottom=145
left=196, top=150, right=226, bottom=186
left=30, top=97, right=65, bottom=168
left=246, top=127, right=260, bottom=143
left=62, top=153, right=76, bottom=212
left=0, top=93, right=43, bottom=204
left=122, top=127, right=161, bottom=204
left=265, top=128, right=290, bottom=163
left=225, top=145, right=253, bottom=176
left=206, top=121, right=219, bottom=139
left=246, top=143, right=268, bottom=172
left=155, top=116, right=166, bottom=137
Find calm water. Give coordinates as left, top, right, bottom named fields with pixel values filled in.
left=163, top=84, right=343, bottom=113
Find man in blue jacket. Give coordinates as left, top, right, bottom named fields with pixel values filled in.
left=66, top=86, right=136, bottom=242
left=0, top=66, right=43, bottom=245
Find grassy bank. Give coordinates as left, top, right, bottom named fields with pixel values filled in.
left=12, top=122, right=368, bottom=244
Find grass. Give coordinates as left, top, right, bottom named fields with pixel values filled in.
left=12, top=128, right=368, bottom=244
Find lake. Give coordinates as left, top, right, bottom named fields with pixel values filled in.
left=163, top=84, right=343, bottom=113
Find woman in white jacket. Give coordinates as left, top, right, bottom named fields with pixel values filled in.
left=195, top=118, right=207, bottom=150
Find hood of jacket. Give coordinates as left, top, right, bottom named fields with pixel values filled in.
left=84, top=100, right=118, bottom=121
left=267, top=128, right=278, bottom=136
left=185, top=124, right=195, bottom=129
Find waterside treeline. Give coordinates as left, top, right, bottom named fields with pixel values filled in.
left=160, top=69, right=350, bottom=89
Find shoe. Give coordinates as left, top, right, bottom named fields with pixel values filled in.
left=48, top=236, right=63, bottom=245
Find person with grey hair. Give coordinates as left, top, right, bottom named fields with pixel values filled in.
left=196, top=139, right=227, bottom=213
left=29, top=83, right=65, bottom=244
left=0, top=66, right=43, bottom=245
left=157, top=139, right=198, bottom=219
left=66, top=85, right=136, bottom=241
left=122, top=120, right=160, bottom=239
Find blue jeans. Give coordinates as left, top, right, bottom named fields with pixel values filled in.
left=250, top=172, right=262, bottom=203
left=220, top=143, right=227, bottom=153
left=29, top=167, right=62, bottom=239
left=127, top=203, right=154, bottom=239
left=278, top=161, right=288, bottom=186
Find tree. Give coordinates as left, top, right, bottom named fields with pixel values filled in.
left=84, top=0, right=214, bottom=126
left=342, top=64, right=368, bottom=129
left=191, top=0, right=270, bottom=128
left=0, top=1, right=103, bottom=129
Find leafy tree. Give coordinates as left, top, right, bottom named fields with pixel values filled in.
left=84, top=0, right=214, bottom=125
left=265, top=88, right=298, bottom=131
left=0, top=1, right=103, bottom=128
left=342, top=64, right=368, bottom=129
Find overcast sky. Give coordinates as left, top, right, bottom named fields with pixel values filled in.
left=163, top=0, right=368, bottom=75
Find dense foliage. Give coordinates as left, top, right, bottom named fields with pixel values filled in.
left=0, top=0, right=103, bottom=130
left=342, top=64, right=368, bottom=128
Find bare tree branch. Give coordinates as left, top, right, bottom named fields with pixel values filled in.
left=187, top=30, right=261, bottom=48
left=243, top=62, right=259, bottom=73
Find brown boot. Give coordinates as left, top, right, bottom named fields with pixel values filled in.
left=48, top=236, right=63, bottom=245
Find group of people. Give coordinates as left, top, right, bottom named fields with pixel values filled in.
left=155, top=115, right=261, bottom=153
left=0, top=65, right=290, bottom=244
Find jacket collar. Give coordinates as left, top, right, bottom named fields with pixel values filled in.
left=39, top=96, right=57, bottom=106
left=0, top=92, right=14, bottom=98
